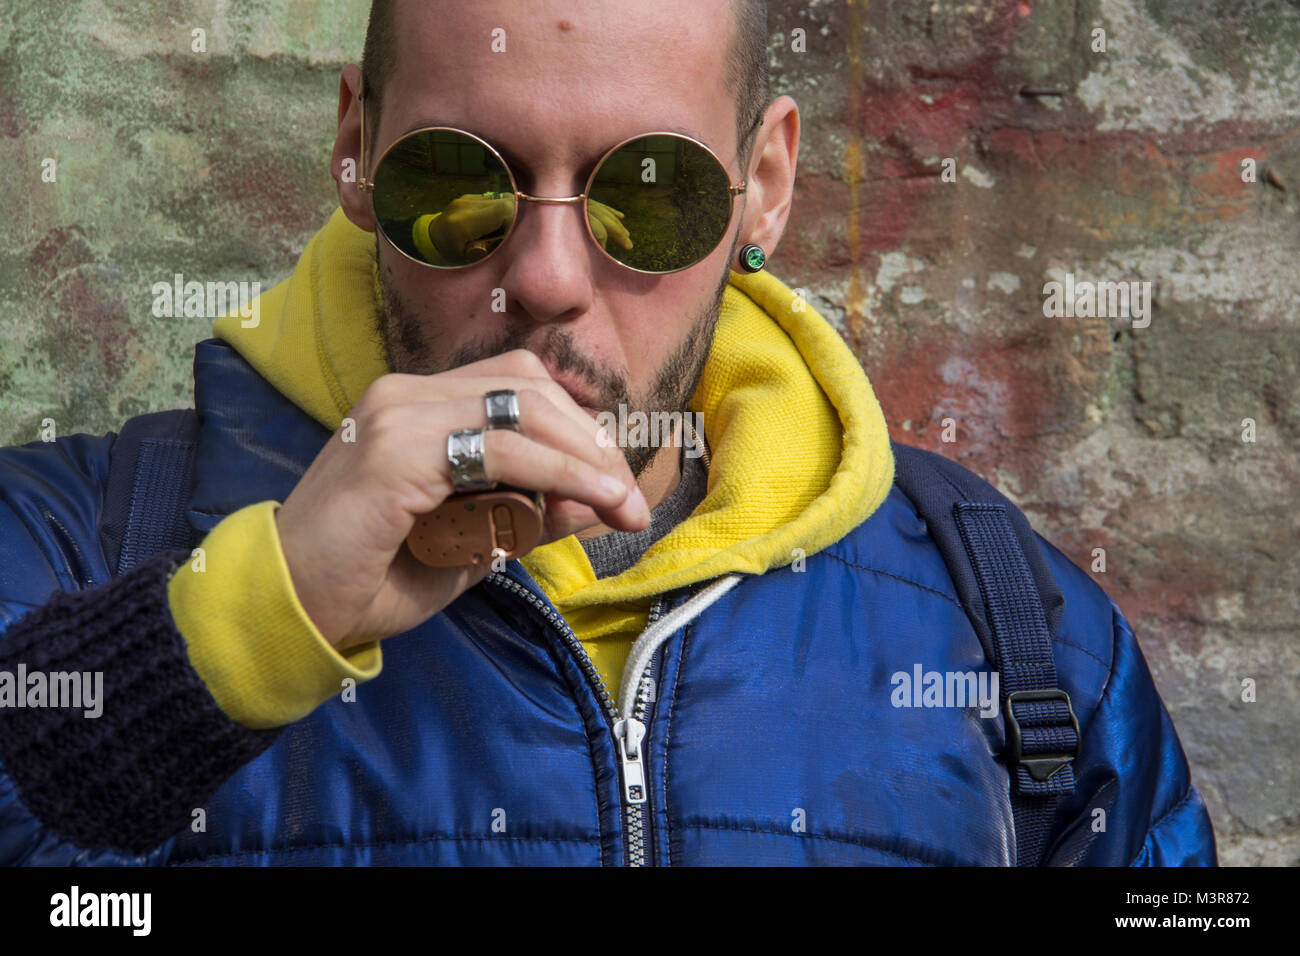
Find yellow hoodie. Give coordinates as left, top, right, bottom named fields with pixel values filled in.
left=168, top=208, right=895, bottom=728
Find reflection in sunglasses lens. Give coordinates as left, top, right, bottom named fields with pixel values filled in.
left=588, top=135, right=733, bottom=273
left=372, top=130, right=733, bottom=272
left=373, top=129, right=514, bottom=267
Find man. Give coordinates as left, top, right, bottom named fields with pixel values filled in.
left=0, top=0, right=1214, bottom=865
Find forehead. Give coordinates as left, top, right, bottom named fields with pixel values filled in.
left=381, top=0, right=740, bottom=165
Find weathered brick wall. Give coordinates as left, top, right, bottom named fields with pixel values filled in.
left=780, top=0, right=1299, bottom=866
left=1, top=1, right=1295, bottom=864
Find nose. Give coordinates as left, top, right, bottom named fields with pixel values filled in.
left=497, top=191, right=596, bottom=324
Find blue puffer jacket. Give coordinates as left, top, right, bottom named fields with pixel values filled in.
left=0, top=338, right=1216, bottom=865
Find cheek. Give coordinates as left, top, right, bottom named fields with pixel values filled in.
left=383, top=248, right=438, bottom=302
left=612, top=273, right=721, bottom=382
left=383, top=250, right=500, bottom=324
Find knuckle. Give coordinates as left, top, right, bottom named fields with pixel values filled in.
left=357, top=372, right=419, bottom=417
left=359, top=373, right=397, bottom=408
left=558, top=452, right=584, bottom=487
left=501, top=348, right=546, bottom=377
left=482, top=427, right=517, bottom=480
left=516, top=386, right=545, bottom=412
left=516, top=386, right=558, bottom=425
left=365, top=404, right=407, bottom=441
left=537, top=379, right=571, bottom=407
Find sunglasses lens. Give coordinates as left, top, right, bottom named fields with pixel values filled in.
left=372, top=129, right=515, bottom=267
left=587, top=134, right=734, bottom=273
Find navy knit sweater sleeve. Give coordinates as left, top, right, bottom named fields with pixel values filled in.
left=0, top=547, right=284, bottom=856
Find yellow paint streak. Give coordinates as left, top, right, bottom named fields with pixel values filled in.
left=843, top=0, right=869, bottom=348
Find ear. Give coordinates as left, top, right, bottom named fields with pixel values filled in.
left=736, top=96, right=799, bottom=265
left=332, top=64, right=377, bottom=232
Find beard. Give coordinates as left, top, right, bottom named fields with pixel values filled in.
left=371, top=237, right=735, bottom=479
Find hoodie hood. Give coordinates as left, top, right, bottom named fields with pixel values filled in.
left=213, top=208, right=894, bottom=696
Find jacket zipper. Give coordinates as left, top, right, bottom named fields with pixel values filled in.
left=43, top=508, right=94, bottom=589
left=485, top=572, right=669, bottom=866
left=615, top=606, right=667, bottom=867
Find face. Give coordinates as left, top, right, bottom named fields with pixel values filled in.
left=339, top=0, right=761, bottom=478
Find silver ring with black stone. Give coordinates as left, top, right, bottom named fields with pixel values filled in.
left=483, top=389, right=521, bottom=431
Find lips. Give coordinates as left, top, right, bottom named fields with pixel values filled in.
left=541, top=362, right=600, bottom=410
left=556, top=378, right=596, bottom=409
left=562, top=388, right=604, bottom=422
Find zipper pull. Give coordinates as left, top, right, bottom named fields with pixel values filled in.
left=614, top=718, right=647, bottom=805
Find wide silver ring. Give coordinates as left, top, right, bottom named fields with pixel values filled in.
left=484, top=389, right=520, bottom=430
left=447, top=427, right=493, bottom=491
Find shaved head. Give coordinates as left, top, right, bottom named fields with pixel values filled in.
left=361, top=0, right=769, bottom=169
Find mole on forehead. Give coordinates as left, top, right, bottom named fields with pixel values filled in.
left=558, top=19, right=576, bottom=31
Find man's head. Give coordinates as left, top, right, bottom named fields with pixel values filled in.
left=360, top=0, right=772, bottom=185
left=333, top=0, right=799, bottom=479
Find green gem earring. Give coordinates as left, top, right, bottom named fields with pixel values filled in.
left=738, top=243, right=765, bottom=273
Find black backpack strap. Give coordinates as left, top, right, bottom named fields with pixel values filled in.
left=890, top=441, right=1078, bottom=866
left=100, top=409, right=201, bottom=575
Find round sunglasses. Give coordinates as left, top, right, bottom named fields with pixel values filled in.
left=355, top=90, right=754, bottom=275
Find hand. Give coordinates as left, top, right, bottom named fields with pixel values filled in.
left=275, top=349, right=650, bottom=651
left=427, top=193, right=516, bottom=259
left=588, top=199, right=632, bottom=250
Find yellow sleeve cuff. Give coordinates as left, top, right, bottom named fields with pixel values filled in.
left=412, top=212, right=449, bottom=264
left=167, top=500, right=383, bottom=729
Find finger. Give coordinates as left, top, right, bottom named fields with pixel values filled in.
left=476, top=428, right=648, bottom=531
left=450, top=197, right=513, bottom=238
left=593, top=207, right=632, bottom=249
left=537, top=496, right=613, bottom=544
left=387, top=392, right=634, bottom=491
left=418, top=350, right=555, bottom=388
left=418, top=373, right=623, bottom=462
left=464, top=202, right=509, bottom=239
left=603, top=214, right=633, bottom=250
left=362, top=359, right=633, bottom=484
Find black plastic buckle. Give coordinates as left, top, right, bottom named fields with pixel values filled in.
left=1004, top=689, right=1081, bottom=782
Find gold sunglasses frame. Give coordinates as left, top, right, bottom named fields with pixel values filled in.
left=354, top=87, right=754, bottom=275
